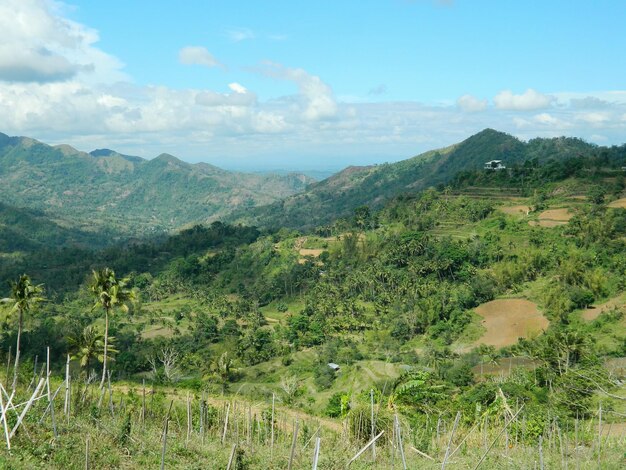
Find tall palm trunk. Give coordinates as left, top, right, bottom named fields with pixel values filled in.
left=12, top=309, right=23, bottom=391
left=100, top=308, right=109, bottom=389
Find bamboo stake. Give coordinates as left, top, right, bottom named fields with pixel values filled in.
left=186, top=392, right=192, bottom=444
left=85, top=436, right=90, bottom=470
left=46, top=347, right=58, bottom=438
left=141, top=379, right=146, bottom=427
left=442, top=411, right=461, bottom=469
left=312, top=436, right=321, bottom=470
left=5, top=346, right=11, bottom=385
left=270, top=393, right=275, bottom=457
left=473, top=404, right=525, bottom=470
left=370, top=389, right=376, bottom=461
left=410, top=446, right=435, bottom=461
left=538, top=435, right=544, bottom=470
left=226, top=443, right=237, bottom=470
left=10, top=377, right=45, bottom=438
left=0, top=387, right=12, bottom=449
left=347, top=430, right=384, bottom=467
left=288, top=419, right=299, bottom=470
left=395, top=414, right=407, bottom=470
left=222, top=402, right=230, bottom=444
left=64, top=354, right=71, bottom=419
left=160, top=400, right=174, bottom=470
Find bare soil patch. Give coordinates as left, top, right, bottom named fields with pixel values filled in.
left=499, top=205, right=530, bottom=216
left=608, top=197, right=626, bottom=208
left=582, top=295, right=625, bottom=321
left=530, top=208, right=573, bottom=227
left=474, top=299, right=549, bottom=348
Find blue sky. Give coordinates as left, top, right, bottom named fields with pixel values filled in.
left=1, top=0, right=625, bottom=171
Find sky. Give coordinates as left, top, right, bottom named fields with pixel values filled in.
left=1, top=0, right=625, bottom=171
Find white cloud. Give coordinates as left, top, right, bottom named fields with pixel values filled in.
left=228, top=82, right=247, bottom=94
left=258, top=62, right=338, bottom=121
left=178, top=46, right=221, bottom=68
left=0, top=0, right=125, bottom=84
left=226, top=28, right=255, bottom=42
left=457, top=94, right=488, bottom=112
left=494, top=89, right=553, bottom=111
left=578, top=112, right=610, bottom=124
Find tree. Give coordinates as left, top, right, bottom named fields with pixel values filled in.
left=68, top=325, right=115, bottom=374
left=88, top=268, right=134, bottom=389
left=2, top=274, right=44, bottom=391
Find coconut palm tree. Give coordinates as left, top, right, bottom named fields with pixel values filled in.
left=2, top=274, right=44, bottom=391
left=67, top=325, right=117, bottom=374
left=88, top=268, right=134, bottom=389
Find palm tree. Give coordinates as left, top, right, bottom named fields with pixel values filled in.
left=88, top=268, right=134, bottom=389
left=2, top=274, right=44, bottom=391
left=67, top=325, right=116, bottom=374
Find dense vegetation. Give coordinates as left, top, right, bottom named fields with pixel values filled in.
left=0, top=132, right=312, bottom=238
left=0, top=130, right=624, bottom=468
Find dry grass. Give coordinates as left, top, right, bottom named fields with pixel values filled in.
left=608, top=197, right=626, bottom=208
left=581, top=294, right=625, bottom=321
left=474, top=299, right=549, bottom=348
left=499, top=205, right=530, bottom=216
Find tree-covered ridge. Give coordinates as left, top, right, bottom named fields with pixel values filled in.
left=0, top=132, right=313, bottom=238
left=230, top=129, right=623, bottom=230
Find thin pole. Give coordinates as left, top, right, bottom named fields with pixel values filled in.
left=222, top=402, right=230, bottom=444
left=46, top=347, right=58, bottom=438
left=160, top=400, right=173, bottom=470
left=288, top=419, right=299, bottom=470
left=271, top=393, right=275, bottom=457
left=370, top=389, right=376, bottom=461
left=226, top=443, right=237, bottom=470
left=442, top=411, right=461, bottom=469
left=347, top=430, right=385, bottom=467
left=473, top=404, right=525, bottom=470
left=85, top=436, right=90, bottom=470
left=312, top=436, right=321, bottom=470
left=64, top=354, right=71, bottom=419
left=395, top=414, right=407, bottom=470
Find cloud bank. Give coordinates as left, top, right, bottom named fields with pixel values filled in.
left=0, top=1, right=625, bottom=168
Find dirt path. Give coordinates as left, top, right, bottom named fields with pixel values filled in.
left=474, top=299, right=549, bottom=348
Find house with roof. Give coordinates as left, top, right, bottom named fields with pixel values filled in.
left=484, top=160, right=506, bottom=170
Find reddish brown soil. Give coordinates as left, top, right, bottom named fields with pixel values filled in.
left=474, top=299, right=549, bottom=348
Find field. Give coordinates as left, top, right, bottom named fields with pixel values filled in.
left=474, top=299, right=549, bottom=348
left=608, top=197, right=626, bottom=208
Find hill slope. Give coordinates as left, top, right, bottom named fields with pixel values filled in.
left=230, top=129, right=600, bottom=229
left=0, top=132, right=313, bottom=237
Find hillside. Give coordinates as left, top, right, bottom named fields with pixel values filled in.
left=230, top=129, right=608, bottom=229
left=0, top=132, right=313, bottom=237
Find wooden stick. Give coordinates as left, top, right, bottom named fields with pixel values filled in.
left=222, top=402, right=230, bottom=444
left=85, top=436, right=90, bottom=470
left=160, top=400, right=174, bottom=470
left=46, top=347, right=58, bottom=438
left=64, top=354, right=71, bottom=418
left=473, top=405, right=525, bottom=470
left=270, top=393, right=275, bottom=457
left=226, top=443, right=237, bottom=470
left=409, top=446, right=435, bottom=461
left=442, top=411, right=461, bottom=469
left=347, top=430, right=384, bottom=467
left=0, top=387, right=12, bottom=449
left=10, top=377, right=45, bottom=438
left=395, top=414, right=407, bottom=470
left=141, top=379, right=146, bottom=427
left=288, top=419, right=299, bottom=470
left=370, top=389, right=376, bottom=461
left=312, top=436, right=321, bottom=470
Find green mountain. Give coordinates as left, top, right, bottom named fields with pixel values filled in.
left=0, top=132, right=313, bottom=237
left=230, top=129, right=602, bottom=229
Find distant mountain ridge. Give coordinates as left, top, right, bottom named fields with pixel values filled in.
left=229, top=129, right=609, bottom=229
left=0, top=132, right=313, bottom=237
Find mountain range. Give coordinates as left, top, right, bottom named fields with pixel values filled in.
left=0, top=132, right=312, bottom=237
left=229, top=129, right=610, bottom=229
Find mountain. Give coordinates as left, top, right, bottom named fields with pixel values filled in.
left=0, top=132, right=314, bottom=237
left=229, top=129, right=601, bottom=229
